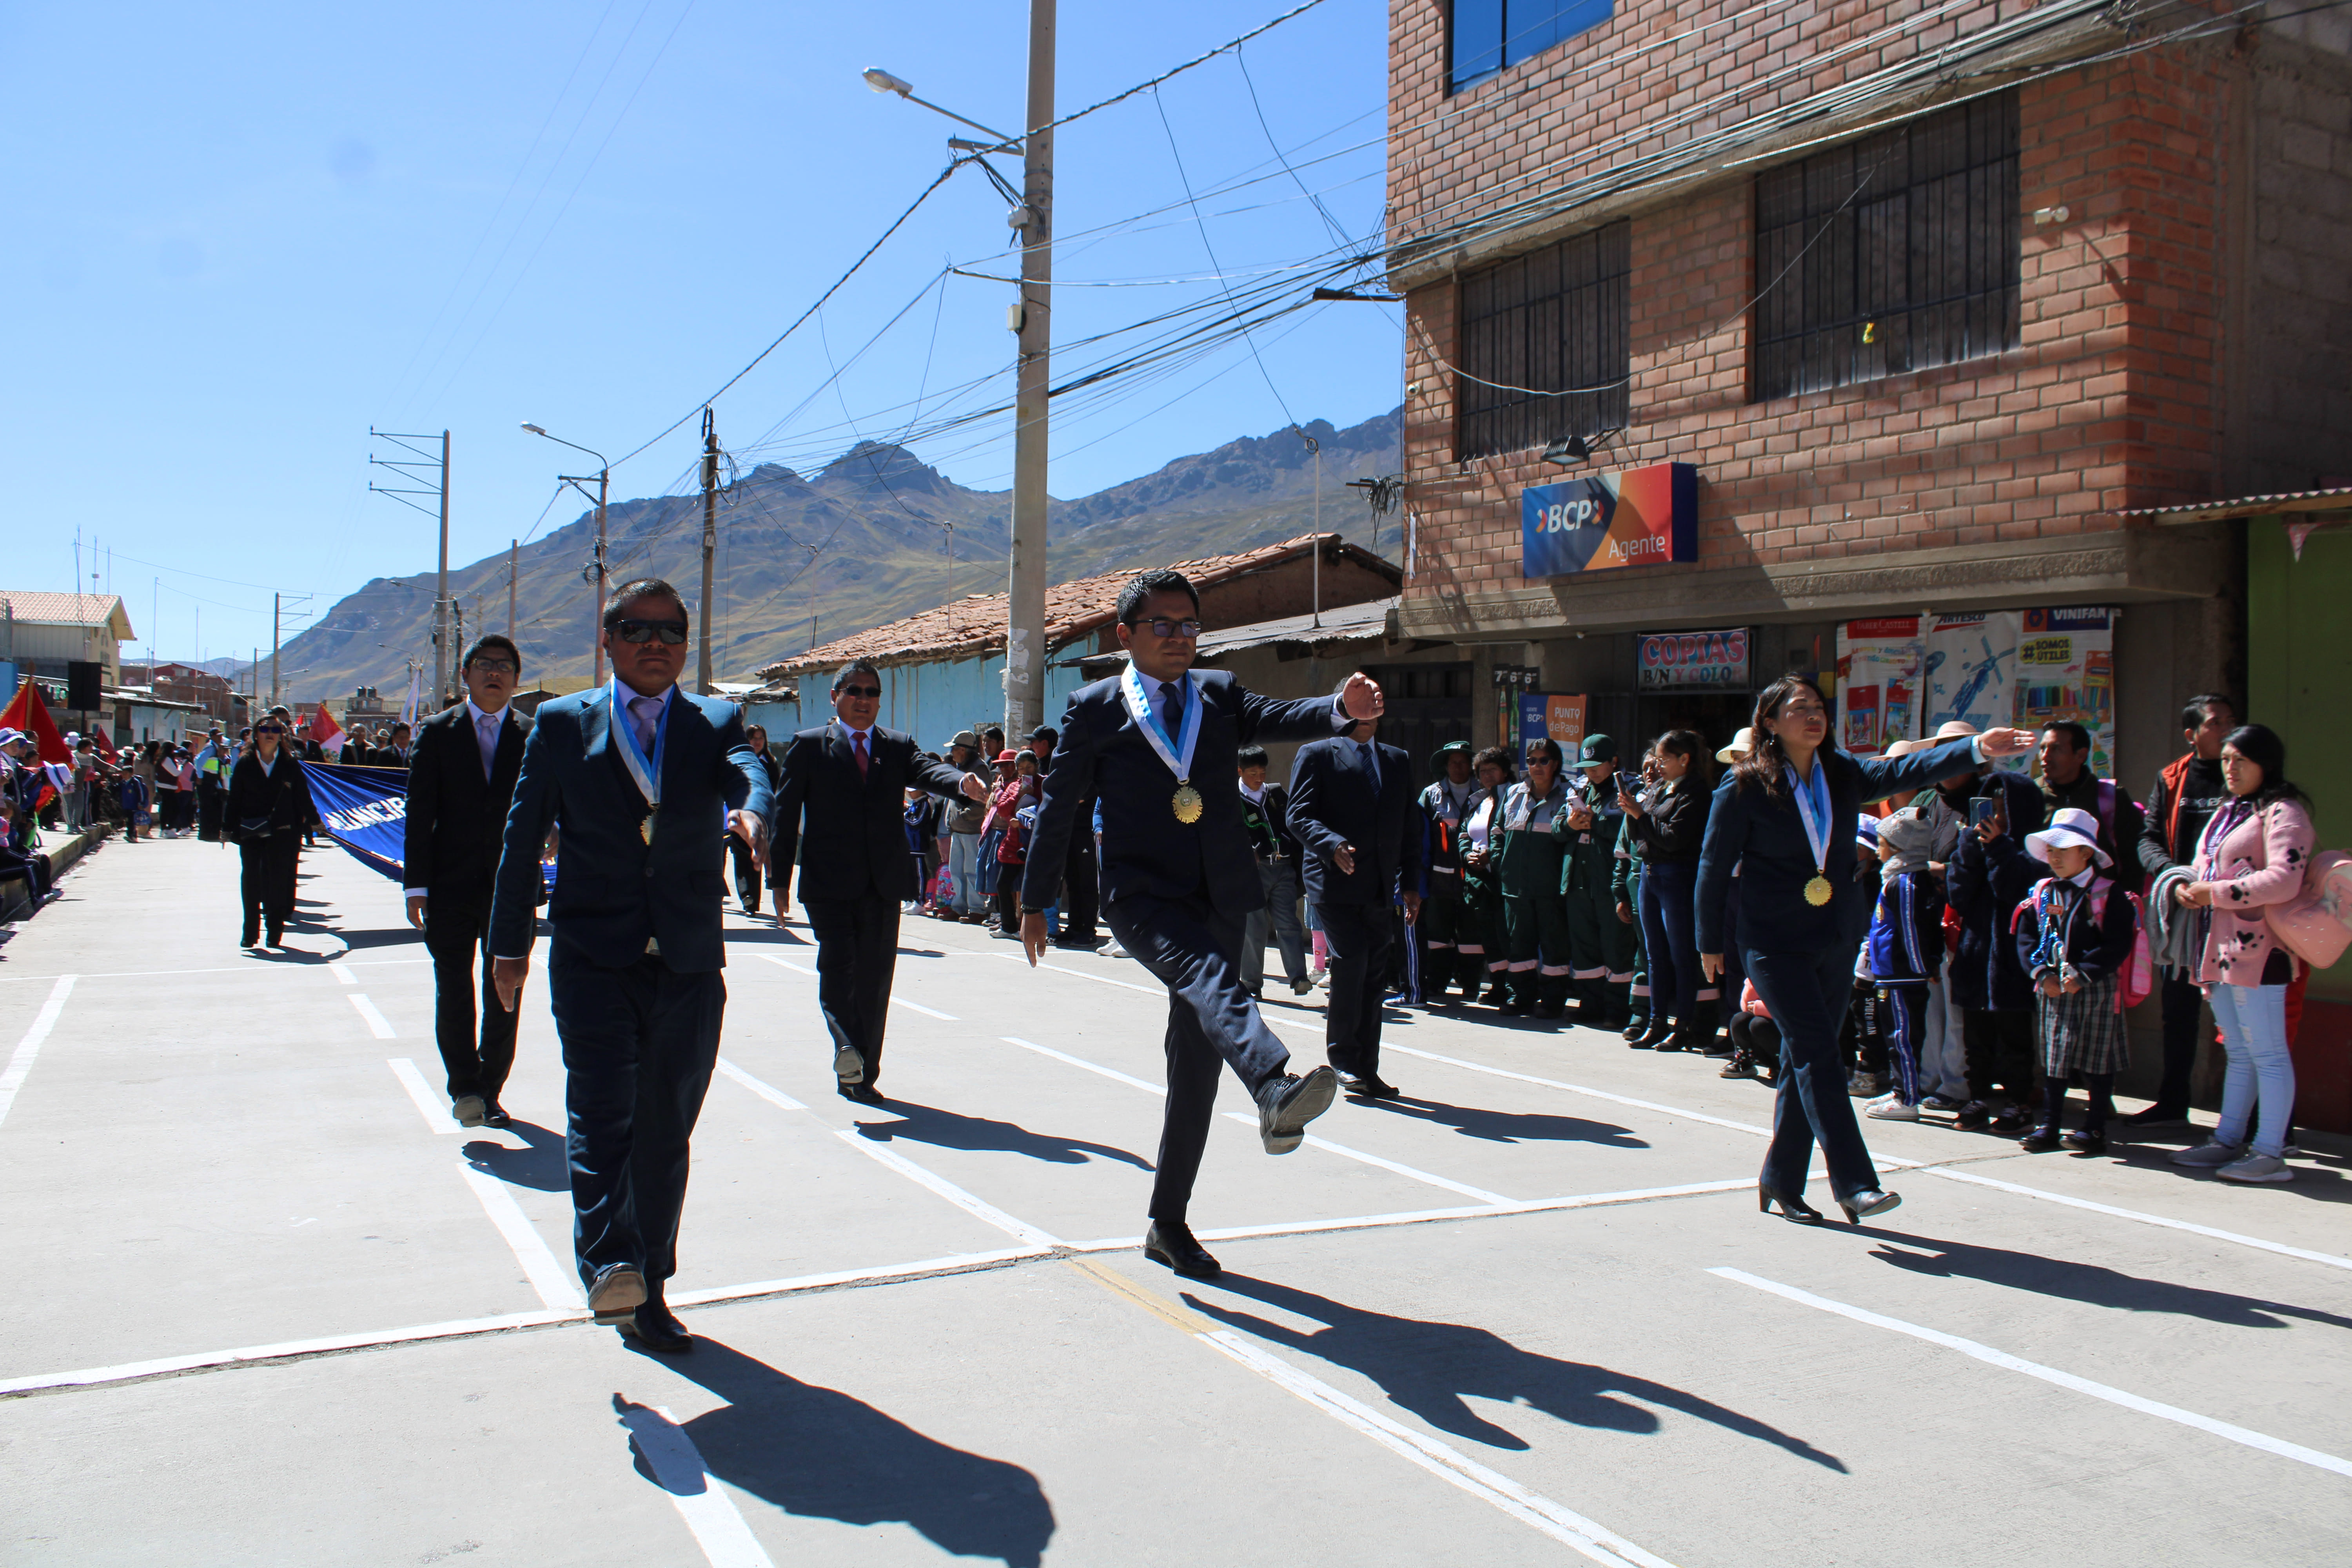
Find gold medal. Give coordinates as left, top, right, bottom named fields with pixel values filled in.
left=1804, top=874, right=1833, bottom=907
left=1172, top=783, right=1204, bottom=824
left=641, top=806, right=657, bottom=845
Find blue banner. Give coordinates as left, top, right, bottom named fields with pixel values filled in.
left=299, top=762, right=410, bottom=882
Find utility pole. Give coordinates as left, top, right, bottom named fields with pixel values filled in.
left=1004, top=0, right=1054, bottom=740
left=699, top=407, right=718, bottom=695
left=508, top=540, right=518, bottom=639
left=583, top=471, right=610, bottom=685
left=435, top=430, right=451, bottom=709
left=271, top=593, right=281, bottom=708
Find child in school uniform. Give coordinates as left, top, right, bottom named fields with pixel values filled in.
left=1842, top=817, right=1891, bottom=1094
left=2014, top=806, right=2139, bottom=1154
left=1865, top=807, right=1943, bottom=1119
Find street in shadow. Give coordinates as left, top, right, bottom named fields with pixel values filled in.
left=1183, top=1274, right=1846, bottom=1469
left=853, top=1100, right=1152, bottom=1170
left=1357, top=1094, right=1649, bottom=1150
left=462, top=1118, right=569, bottom=1192
left=1866, top=1232, right=2352, bottom=1330
left=622, top=1338, right=1056, bottom=1566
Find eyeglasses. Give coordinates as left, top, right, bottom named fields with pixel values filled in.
left=613, top=619, right=688, bottom=645
left=1135, top=617, right=1202, bottom=639
left=468, top=657, right=518, bottom=675
left=255, top=726, right=285, bottom=736
left=837, top=684, right=881, bottom=699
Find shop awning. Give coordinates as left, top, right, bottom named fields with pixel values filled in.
left=2117, top=486, right=2352, bottom=526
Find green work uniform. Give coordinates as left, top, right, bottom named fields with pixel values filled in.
left=1461, top=788, right=1510, bottom=999
left=1497, top=780, right=1573, bottom=1014
left=1612, top=812, right=1648, bottom=1030
left=1554, top=771, right=1635, bottom=1027
left=1417, top=777, right=1481, bottom=999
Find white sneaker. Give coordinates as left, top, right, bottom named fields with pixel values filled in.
left=1866, top=1098, right=1920, bottom=1120
left=1103, top=944, right=1128, bottom=959
left=2171, top=1139, right=2246, bottom=1168
left=2217, top=1152, right=2294, bottom=1183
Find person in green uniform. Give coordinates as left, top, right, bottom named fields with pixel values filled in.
left=1555, top=733, right=1635, bottom=1030
left=1458, top=746, right=1515, bottom=1006
left=1415, top=741, right=1481, bottom=1002
left=1613, top=743, right=1654, bottom=1042
left=1497, top=736, right=1574, bottom=1018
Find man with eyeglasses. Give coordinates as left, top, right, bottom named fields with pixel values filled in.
left=770, top=657, right=989, bottom=1104
left=403, top=634, right=534, bottom=1129
left=488, top=578, right=773, bottom=1354
left=1016, top=568, right=1385, bottom=1281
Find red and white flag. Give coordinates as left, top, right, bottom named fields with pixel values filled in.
left=311, top=702, right=347, bottom=757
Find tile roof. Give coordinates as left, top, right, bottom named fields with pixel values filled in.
left=0, top=591, right=132, bottom=631
left=753, top=534, right=1398, bottom=679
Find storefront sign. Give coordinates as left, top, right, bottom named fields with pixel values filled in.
left=1837, top=608, right=2117, bottom=776
left=1515, top=692, right=1588, bottom=764
left=1521, top=461, right=1697, bottom=578
left=1636, top=628, right=1749, bottom=691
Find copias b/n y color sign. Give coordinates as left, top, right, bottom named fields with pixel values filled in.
left=1522, top=462, right=1697, bottom=578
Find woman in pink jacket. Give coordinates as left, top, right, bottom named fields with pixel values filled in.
left=2171, top=724, right=2316, bottom=1183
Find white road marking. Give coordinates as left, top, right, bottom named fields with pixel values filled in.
left=1383, top=1042, right=1771, bottom=1139
left=327, top=961, right=358, bottom=985
left=664, top=1247, right=1051, bottom=1307
left=715, top=1056, right=807, bottom=1111
left=0, top=974, right=75, bottom=1129
left=388, top=1058, right=460, bottom=1134
left=456, top=1162, right=585, bottom=1310
left=994, top=951, right=1165, bottom=996
left=1002, top=1036, right=1167, bottom=1095
left=617, top=1403, right=778, bottom=1568
left=755, top=953, right=817, bottom=977
left=1712, top=1266, right=2352, bottom=1477
left=894, top=997, right=958, bottom=1020
left=1216, top=1112, right=1514, bottom=1203
left=1915, top=1166, right=2352, bottom=1274
left=0, top=957, right=432, bottom=983
left=833, top=1131, right=1064, bottom=1249
left=348, top=993, right=396, bottom=1038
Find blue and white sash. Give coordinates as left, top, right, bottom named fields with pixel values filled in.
left=1120, top=665, right=1202, bottom=786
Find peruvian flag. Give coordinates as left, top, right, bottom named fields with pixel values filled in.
left=0, top=677, right=72, bottom=812
left=310, top=702, right=347, bottom=757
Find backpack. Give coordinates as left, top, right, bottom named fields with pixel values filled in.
left=2264, top=849, right=2352, bottom=971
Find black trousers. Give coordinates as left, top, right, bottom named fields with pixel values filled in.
left=726, top=830, right=762, bottom=912
left=1747, top=942, right=1884, bottom=1203
left=1962, top=1007, right=2038, bottom=1102
left=196, top=780, right=225, bottom=842
left=804, top=894, right=901, bottom=1086
left=1316, top=900, right=1392, bottom=1078
left=548, top=945, right=723, bottom=1290
left=2150, top=973, right=2205, bottom=1114
left=237, top=832, right=298, bottom=933
left=1060, top=830, right=1100, bottom=943
left=1105, top=891, right=1292, bottom=1224
left=423, top=900, right=518, bottom=1105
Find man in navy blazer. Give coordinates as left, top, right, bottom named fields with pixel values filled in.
left=489, top=578, right=773, bottom=1354
left=1287, top=704, right=1419, bottom=1097
left=769, top=657, right=987, bottom=1103
left=1016, top=568, right=1384, bottom=1282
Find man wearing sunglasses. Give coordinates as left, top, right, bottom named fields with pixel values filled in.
left=1017, top=568, right=1386, bottom=1281
left=487, top=578, right=773, bottom=1354
left=403, top=635, right=534, bottom=1130
left=770, top=657, right=989, bottom=1104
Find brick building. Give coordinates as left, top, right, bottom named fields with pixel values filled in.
left=1386, top=0, right=2352, bottom=799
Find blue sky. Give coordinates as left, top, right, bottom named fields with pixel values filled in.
left=0, top=0, right=1397, bottom=670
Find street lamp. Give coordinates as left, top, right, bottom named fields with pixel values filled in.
left=865, top=29, right=1054, bottom=741
left=523, top=423, right=612, bottom=686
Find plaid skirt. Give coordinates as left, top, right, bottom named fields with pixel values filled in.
left=2037, top=973, right=2130, bottom=1075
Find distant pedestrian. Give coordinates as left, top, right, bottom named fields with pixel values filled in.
left=227, top=716, right=314, bottom=947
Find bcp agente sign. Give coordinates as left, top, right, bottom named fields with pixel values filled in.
left=1521, top=461, right=1697, bottom=579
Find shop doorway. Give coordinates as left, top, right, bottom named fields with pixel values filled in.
left=1632, top=691, right=1755, bottom=761
left=1364, top=662, right=1474, bottom=779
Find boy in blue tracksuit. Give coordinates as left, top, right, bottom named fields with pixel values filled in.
left=1866, top=806, right=1943, bottom=1118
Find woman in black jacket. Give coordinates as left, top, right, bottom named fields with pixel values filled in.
left=1697, top=677, right=2033, bottom=1223
left=1623, top=730, right=1712, bottom=1051
left=227, top=718, right=315, bottom=948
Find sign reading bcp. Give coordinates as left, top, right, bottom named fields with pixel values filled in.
left=1522, top=461, right=1697, bottom=579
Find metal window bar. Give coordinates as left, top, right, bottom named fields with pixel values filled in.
left=1751, top=93, right=2019, bottom=402
left=1456, top=220, right=1631, bottom=460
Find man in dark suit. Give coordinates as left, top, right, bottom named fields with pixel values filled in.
left=374, top=722, right=413, bottom=768
left=404, top=635, right=534, bottom=1129
left=771, top=659, right=987, bottom=1104
left=490, top=578, right=773, bottom=1354
left=727, top=724, right=782, bottom=916
left=1018, top=568, right=1383, bottom=1281
left=1288, top=700, right=1419, bottom=1098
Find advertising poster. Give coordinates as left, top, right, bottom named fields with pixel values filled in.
left=1636, top=627, right=1751, bottom=691
left=1522, top=462, right=1697, bottom=578
left=2011, top=607, right=2118, bottom=779
left=1516, top=693, right=1588, bottom=766
left=1835, top=617, right=1924, bottom=757
left=1923, top=612, right=2025, bottom=763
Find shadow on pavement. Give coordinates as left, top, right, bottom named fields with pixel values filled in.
left=1866, top=1232, right=2352, bottom=1329
left=332, top=926, right=427, bottom=952
left=720, top=925, right=814, bottom=947
left=853, top=1100, right=1152, bottom=1170
left=1357, top=1094, right=1649, bottom=1149
left=463, top=1118, right=569, bottom=1192
left=624, top=1339, right=1056, bottom=1566
left=1182, top=1274, right=1847, bottom=1469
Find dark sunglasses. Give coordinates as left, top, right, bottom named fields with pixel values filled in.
left=255, top=725, right=285, bottom=736
left=837, top=684, right=881, bottom=699
left=1134, top=617, right=1201, bottom=639
left=613, top=619, right=688, bottom=646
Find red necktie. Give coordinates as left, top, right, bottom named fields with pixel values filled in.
left=854, top=732, right=869, bottom=781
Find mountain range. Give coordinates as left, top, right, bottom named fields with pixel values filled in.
left=265, top=406, right=1403, bottom=705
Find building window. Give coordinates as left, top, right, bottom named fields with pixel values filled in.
left=1451, top=0, right=1615, bottom=93
left=1455, top=221, right=1630, bottom=462
left=1751, top=93, right=2020, bottom=402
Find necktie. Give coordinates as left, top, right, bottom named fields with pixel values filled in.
left=629, top=694, right=659, bottom=755
left=477, top=712, right=499, bottom=780
left=854, top=731, right=870, bottom=781
left=1359, top=742, right=1377, bottom=782
left=1159, top=682, right=1183, bottom=742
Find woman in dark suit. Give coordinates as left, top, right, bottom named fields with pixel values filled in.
left=1697, top=676, right=2032, bottom=1223
left=227, top=717, right=315, bottom=948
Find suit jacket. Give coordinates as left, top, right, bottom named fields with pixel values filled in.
left=771, top=722, right=970, bottom=902
left=1020, top=668, right=1350, bottom=918
left=1696, top=736, right=1984, bottom=956
left=487, top=684, right=773, bottom=974
left=225, top=752, right=313, bottom=839
left=403, top=702, right=533, bottom=913
left=1287, top=737, right=1415, bottom=907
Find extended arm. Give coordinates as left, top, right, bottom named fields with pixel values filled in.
left=1235, top=686, right=1352, bottom=745
left=1018, top=704, right=1098, bottom=956
left=1694, top=779, right=1748, bottom=969
left=911, top=747, right=987, bottom=803
left=713, top=708, right=773, bottom=867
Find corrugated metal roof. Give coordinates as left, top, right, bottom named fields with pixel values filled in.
left=2117, top=486, right=2352, bottom=524
left=1061, top=595, right=1396, bottom=665
left=0, top=591, right=133, bottom=633
left=752, top=534, right=1398, bottom=680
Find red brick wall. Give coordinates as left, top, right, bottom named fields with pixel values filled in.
left=1394, top=2, right=2229, bottom=608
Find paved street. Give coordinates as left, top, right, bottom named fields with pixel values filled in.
left=4, top=836, right=2349, bottom=1568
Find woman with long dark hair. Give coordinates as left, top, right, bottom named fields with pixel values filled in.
left=1623, top=730, right=1714, bottom=1050
left=1697, top=677, right=2033, bottom=1223
left=2170, top=723, right=2318, bottom=1183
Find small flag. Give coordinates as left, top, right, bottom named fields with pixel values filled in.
left=311, top=702, right=347, bottom=757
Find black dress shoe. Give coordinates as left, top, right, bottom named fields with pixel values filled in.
left=1143, top=1220, right=1221, bottom=1280
left=482, top=1105, right=512, bottom=1129
left=621, top=1299, right=693, bottom=1353
left=838, top=1080, right=887, bottom=1105
left=1338, top=1072, right=1400, bottom=1099
left=1256, top=1067, right=1336, bottom=1154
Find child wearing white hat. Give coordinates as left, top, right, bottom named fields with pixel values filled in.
left=2012, top=806, right=2139, bottom=1154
